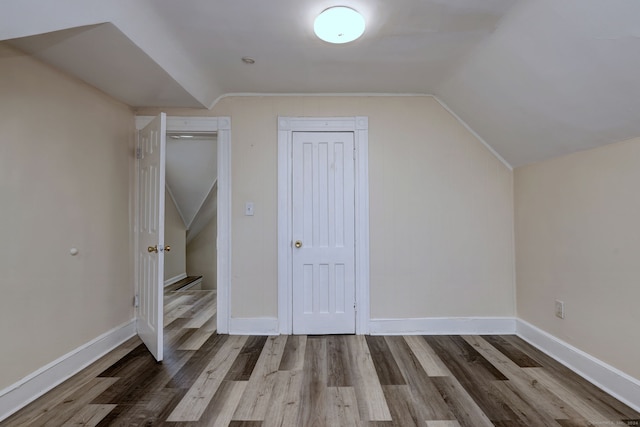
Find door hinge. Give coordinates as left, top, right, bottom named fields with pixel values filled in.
left=136, top=148, right=142, bottom=159
left=134, top=294, right=139, bottom=307
left=353, top=147, right=356, bottom=160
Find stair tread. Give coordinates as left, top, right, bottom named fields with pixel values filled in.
left=165, top=276, right=203, bottom=292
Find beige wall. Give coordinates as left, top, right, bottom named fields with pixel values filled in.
left=0, top=44, right=135, bottom=389
left=164, top=189, right=186, bottom=282
left=139, top=95, right=515, bottom=319
left=515, top=137, right=640, bottom=380
left=186, top=216, right=217, bottom=290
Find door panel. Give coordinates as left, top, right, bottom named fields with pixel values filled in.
left=137, top=113, right=166, bottom=361
left=292, top=132, right=355, bottom=334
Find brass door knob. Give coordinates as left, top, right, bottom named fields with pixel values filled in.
left=147, top=245, right=158, bottom=253
left=294, top=240, right=302, bottom=248
left=164, top=245, right=171, bottom=252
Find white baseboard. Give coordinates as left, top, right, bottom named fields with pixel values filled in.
left=0, top=319, right=136, bottom=423
left=228, top=317, right=279, bottom=335
left=516, top=319, right=640, bottom=413
left=369, top=317, right=517, bottom=335
left=164, top=273, right=187, bottom=287
left=5, top=315, right=638, bottom=420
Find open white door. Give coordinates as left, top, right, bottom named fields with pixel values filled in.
left=137, top=113, right=166, bottom=361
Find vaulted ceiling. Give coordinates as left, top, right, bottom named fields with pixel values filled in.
left=3, top=0, right=640, bottom=167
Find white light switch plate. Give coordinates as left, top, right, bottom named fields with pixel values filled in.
left=245, top=202, right=254, bottom=216
left=555, top=300, right=565, bottom=319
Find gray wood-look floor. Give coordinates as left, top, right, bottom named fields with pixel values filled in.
left=4, top=289, right=639, bottom=426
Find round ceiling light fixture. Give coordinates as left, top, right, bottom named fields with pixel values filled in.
left=314, top=6, right=366, bottom=44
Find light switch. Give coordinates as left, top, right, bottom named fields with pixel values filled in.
left=245, top=202, right=254, bottom=216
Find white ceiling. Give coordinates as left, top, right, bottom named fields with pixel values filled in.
left=3, top=0, right=640, bottom=166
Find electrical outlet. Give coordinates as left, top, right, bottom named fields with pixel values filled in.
left=555, top=300, right=565, bottom=319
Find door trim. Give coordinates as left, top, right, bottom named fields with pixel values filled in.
left=135, top=115, right=232, bottom=334
left=277, top=116, right=370, bottom=334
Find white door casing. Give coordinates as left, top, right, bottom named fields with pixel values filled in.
left=292, top=132, right=356, bottom=334
left=278, top=116, right=370, bottom=335
left=137, top=113, right=166, bottom=361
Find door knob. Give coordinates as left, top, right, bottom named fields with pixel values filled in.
left=294, top=240, right=302, bottom=248
left=147, top=245, right=158, bottom=253
left=164, top=245, right=171, bottom=252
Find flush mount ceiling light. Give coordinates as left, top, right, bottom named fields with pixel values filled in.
left=314, top=6, right=365, bottom=44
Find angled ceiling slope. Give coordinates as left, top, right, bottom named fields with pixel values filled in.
left=437, top=0, right=640, bottom=167
left=3, top=0, right=640, bottom=166
left=8, top=24, right=204, bottom=108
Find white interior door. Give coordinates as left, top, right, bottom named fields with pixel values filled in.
left=292, top=131, right=356, bottom=334
left=137, top=113, right=166, bottom=361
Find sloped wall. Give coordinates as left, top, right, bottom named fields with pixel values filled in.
left=164, top=189, right=187, bottom=283
left=186, top=215, right=217, bottom=291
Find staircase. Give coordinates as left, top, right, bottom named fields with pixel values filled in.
left=165, top=276, right=203, bottom=292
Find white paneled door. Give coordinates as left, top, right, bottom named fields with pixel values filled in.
left=292, top=132, right=356, bottom=334
left=137, top=113, right=166, bottom=361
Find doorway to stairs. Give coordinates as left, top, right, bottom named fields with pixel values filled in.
left=164, top=131, right=217, bottom=294
left=135, top=115, right=231, bottom=361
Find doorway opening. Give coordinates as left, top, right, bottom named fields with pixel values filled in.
left=164, top=132, right=218, bottom=294
left=135, top=115, right=231, bottom=361
left=162, top=131, right=218, bottom=364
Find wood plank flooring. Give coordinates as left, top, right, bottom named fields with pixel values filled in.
left=3, top=289, right=639, bottom=426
